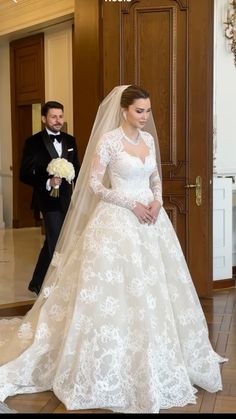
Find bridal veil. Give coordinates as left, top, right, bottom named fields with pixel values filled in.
left=45, top=85, right=162, bottom=285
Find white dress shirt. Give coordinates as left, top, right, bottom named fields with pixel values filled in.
left=46, top=129, right=62, bottom=191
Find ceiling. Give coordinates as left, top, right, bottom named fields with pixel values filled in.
left=0, top=0, right=74, bottom=41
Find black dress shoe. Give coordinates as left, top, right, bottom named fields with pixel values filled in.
left=28, top=283, right=41, bottom=295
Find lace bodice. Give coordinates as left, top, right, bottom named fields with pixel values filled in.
left=89, top=127, right=162, bottom=210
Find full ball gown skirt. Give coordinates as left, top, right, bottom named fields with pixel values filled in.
left=0, top=128, right=225, bottom=413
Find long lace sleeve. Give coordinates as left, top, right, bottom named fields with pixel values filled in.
left=150, top=166, right=163, bottom=206
left=89, top=137, right=137, bottom=210
left=149, top=137, right=163, bottom=206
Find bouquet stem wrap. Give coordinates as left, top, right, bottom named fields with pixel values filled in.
left=50, top=185, right=60, bottom=198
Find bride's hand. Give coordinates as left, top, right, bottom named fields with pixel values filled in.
left=132, top=202, right=153, bottom=224
left=148, top=200, right=162, bottom=224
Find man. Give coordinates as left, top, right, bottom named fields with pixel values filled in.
left=20, top=101, right=80, bottom=295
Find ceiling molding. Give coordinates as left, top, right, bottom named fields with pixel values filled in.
left=0, top=0, right=74, bottom=37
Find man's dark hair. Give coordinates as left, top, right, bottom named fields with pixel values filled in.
left=41, top=101, right=64, bottom=117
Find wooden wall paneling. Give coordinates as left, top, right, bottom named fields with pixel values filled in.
left=188, top=0, right=214, bottom=296
left=102, top=2, right=121, bottom=95
left=73, top=0, right=102, bottom=162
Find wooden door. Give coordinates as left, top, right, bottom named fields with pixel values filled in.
left=101, top=0, right=214, bottom=297
left=16, top=105, right=35, bottom=227
left=10, top=34, right=45, bottom=228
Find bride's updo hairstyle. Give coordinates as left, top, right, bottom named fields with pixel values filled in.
left=120, top=85, right=150, bottom=108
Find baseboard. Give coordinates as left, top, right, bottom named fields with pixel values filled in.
left=0, top=300, right=34, bottom=317
left=213, top=278, right=235, bottom=289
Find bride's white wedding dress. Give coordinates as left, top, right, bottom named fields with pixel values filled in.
left=0, top=127, right=225, bottom=413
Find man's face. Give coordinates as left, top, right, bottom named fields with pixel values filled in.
left=42, top=108, right=64, bottom=133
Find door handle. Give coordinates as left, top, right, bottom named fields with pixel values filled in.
left=184, top=175, right=202, bottom=206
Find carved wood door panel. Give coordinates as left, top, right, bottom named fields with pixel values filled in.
left=102, top=0, right=213, bottom=296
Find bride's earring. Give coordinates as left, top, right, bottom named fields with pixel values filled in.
left=123, top=112, right=127, bottom=121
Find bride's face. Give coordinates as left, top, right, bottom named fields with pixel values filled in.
left=125, top=98, right=151, bottom=129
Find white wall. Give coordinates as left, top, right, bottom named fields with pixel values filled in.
left=214, top=0, right=236, bottom=174
left=214, top=0, right=236, bottom=275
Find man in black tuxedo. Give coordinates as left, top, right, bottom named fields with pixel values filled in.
left=20, top=101, right=80, bottom=295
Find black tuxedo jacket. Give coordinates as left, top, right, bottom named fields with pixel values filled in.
left=20, top=129, right=80, bottom=213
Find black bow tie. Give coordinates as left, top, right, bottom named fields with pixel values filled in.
left=49, top=134, right=62, bottom=143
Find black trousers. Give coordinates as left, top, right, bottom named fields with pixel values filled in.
left=29, top=211, right=66, bottom=291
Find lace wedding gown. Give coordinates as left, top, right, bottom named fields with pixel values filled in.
left=0, top=127, right=225, bottom=413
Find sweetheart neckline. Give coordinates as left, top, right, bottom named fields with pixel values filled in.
left=121, top=150, right=151, bottom=166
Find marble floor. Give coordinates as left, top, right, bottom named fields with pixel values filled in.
left=0, top=227, right=42, bottom=305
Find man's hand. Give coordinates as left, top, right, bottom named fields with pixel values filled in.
left=50, top=176, right=62, bottom=187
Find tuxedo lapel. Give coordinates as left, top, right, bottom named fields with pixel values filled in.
left=61, top=134, right=68, bottom=160
left=42, top=131, right=60, bottom=159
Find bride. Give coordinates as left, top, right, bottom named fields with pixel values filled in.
left=0, top=85, right=226, bottom=414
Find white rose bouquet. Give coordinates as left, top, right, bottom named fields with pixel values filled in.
left=47, top=158, right=75, bottom=197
